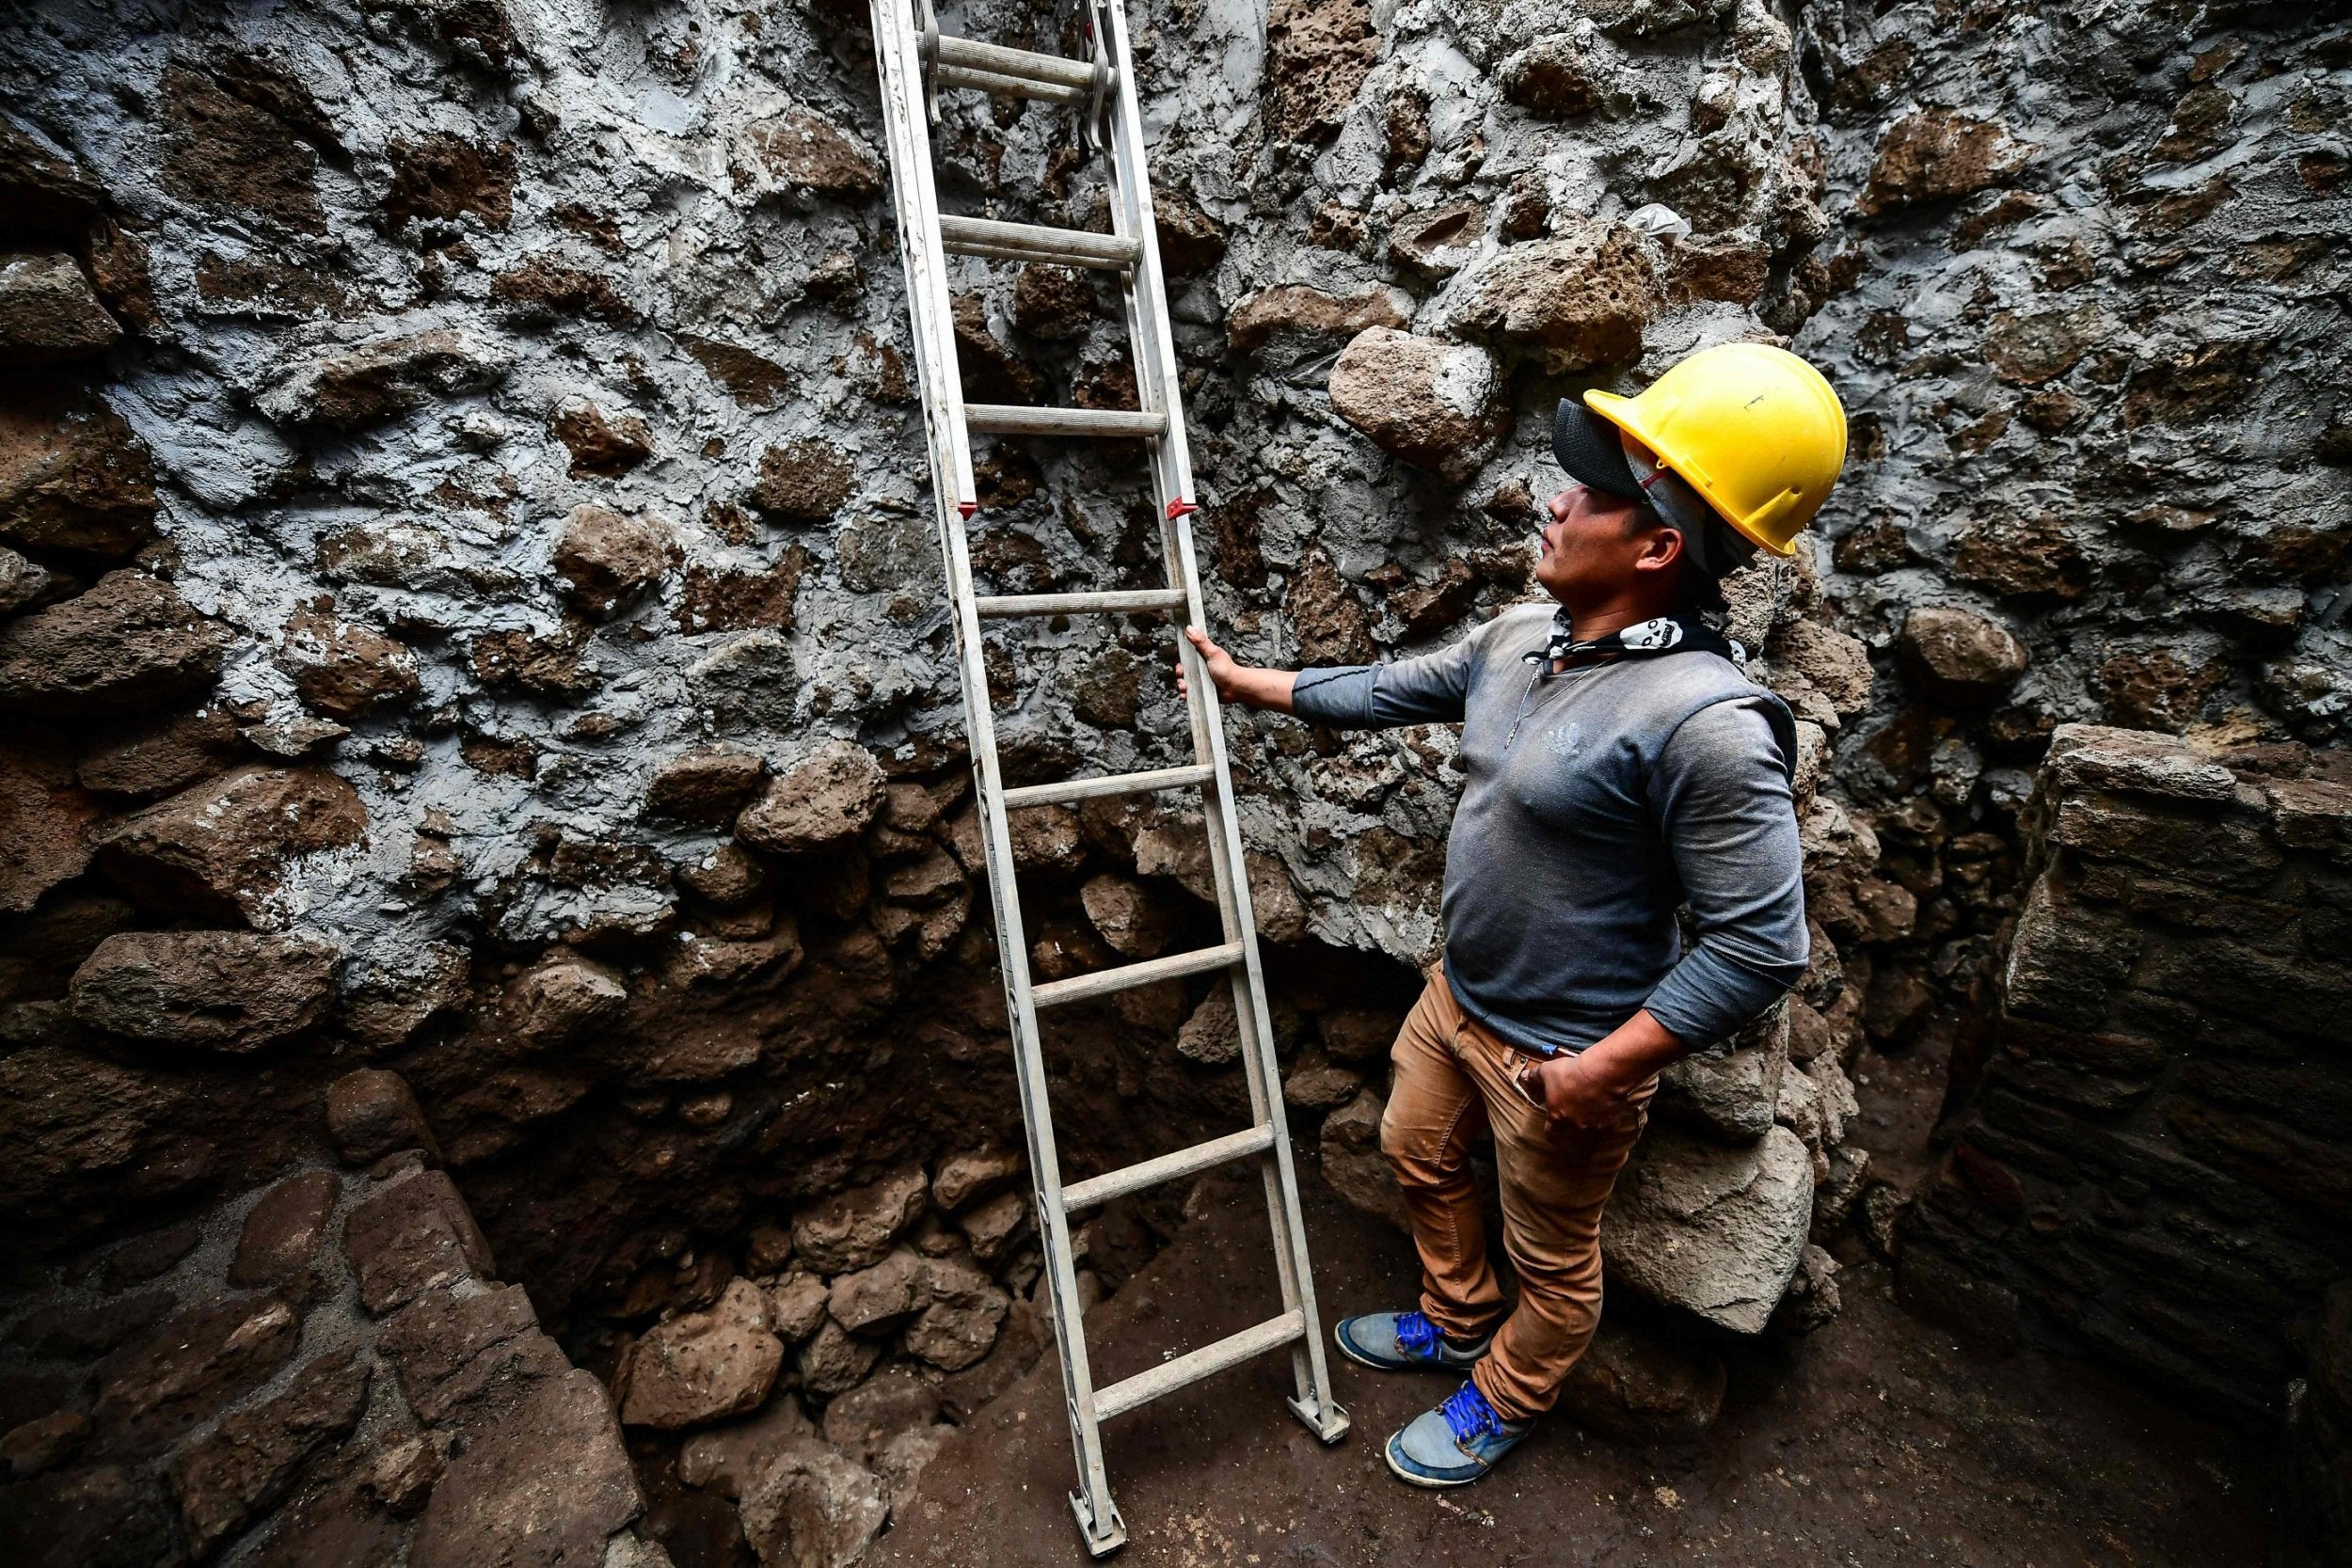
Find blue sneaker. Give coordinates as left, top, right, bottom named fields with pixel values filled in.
left=1383, top=1382, right=1530, bottom=1487
left=1334, top=1309, right=1493, bottom=1374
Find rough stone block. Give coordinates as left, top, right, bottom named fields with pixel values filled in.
left=1600, top=1125, right=1813, bottom=1335
left=2001, top=873, right=2138, bottom=1030
left=326, top=1068, right=442, bottom=1164
left=931, top=1148, right=1023, bottom=1213
left=92, top=766, right=367, bottom=927
left=230, top=1169, right=342, bottom=1289
left=738, top=1438, right=889, bottom=1568
left=90, top=1295, right=301, bottom=1460
left=1321, top=1087, right=1410, bottom=1232
left=379, top=1283, right=550, bottom=1424
left=2048, top=791, right=2280, bottom=893
left=0, top=251, right=119, bottom=366
left=1327, top=327, right=1502, bottom=483
left=738, top=740, right=886, bottom=857
left=167, top=1349, right=370, bottom=1556
left=408, top=1367, right=642, bottom=1568
left=342, top=1170, right=497, bottom=1315
left=1555, top=1316, right=1726, bottom=1441
left=70, top=930, right=341, bottom=1050
left=2044, top=722, right=2242, bottom=805
left=1442, top=221, right=1659, bottom=372
left=791, top=1164, right=927, bottom=1274
left=0, top=572, right=230, bottom=716
left=617, top=1277, right=784, bottom=1430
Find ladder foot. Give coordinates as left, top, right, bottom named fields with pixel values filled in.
left=1071, top=1490, right=1128, bottom=1557
left=1290, top=1393, right=1352, bottom=1445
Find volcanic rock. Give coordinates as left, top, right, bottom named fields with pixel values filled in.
left=617, top=1278, right=785, bottom=1430
left=0, top=387, right=158, bottom=556
left=738, top=740, right=887, bottom=857
left=0, top=572, right=231, bottom=715
left=326, top=1069, right=442, bottom=1164
left=230, top=1170, right=342, bottom=1289
left=256, top=327, right=504, bottom=431
left=1600, top=1124, right=1813, bottom=1334
left=553, top=504, right=675, bottom=618
left=92, top=766, right=368, bottom=927
left=70, top=930, right=342, bottom=1050
left=1445, top=222, right=1659, bottom=372
left=1327, top=328, right=1502, bottom=483
left=0, top=252, right=120, bottom=366
left=793, top=1164, right=928, bottom=1273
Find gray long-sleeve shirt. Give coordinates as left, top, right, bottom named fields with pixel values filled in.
left=1291, top=602, right=1807, bottom=1056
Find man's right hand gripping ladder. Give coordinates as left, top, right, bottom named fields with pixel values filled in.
left=865, top=0, right=1351, bottom=1553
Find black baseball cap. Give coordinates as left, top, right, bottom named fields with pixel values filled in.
left=1551, top=397, right=1645, bottom=502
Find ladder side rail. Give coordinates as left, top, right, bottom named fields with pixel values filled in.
left=869, top=0, right=976, bottom=514
left=1095, top=0, right=1348, bottom=1441
left=871, top=0, right=1120, bottom=1534
left=1093, top=0, right=1196, bottom=510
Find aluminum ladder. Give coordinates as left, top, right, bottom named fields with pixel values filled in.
left=866, top=0, right=1350, bottom=1552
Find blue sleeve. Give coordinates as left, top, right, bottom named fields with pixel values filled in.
left=1640, top=696, right=1809, bottom=1049
left=1290, top=636, right=1478, bottom=729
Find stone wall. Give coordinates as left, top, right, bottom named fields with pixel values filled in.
left=1900, top=724, right=2352, bottom=1550
left=1790, top=5, right=2352, bottom=1064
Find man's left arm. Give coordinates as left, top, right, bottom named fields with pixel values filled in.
left=1535, top=695, right=1807, bottom=1128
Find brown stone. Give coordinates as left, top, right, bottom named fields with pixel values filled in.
left=0, top=724, right=98, bottom=914
left=469, top=622, right=597, bottom=699
left=684, top=336, right=793, bottom=408
left=1321, top=1088, right=1409, bottom=1231
left=160, top=63, right=324, bottom=232
left=342, top=1170, right=498, bottom=1315
left=230, top=1170, right=342, bottom=1289
left=730, top=106, right=884, bottom=199
left=502, top=954, right=628, bottom=1050
left=1327, top=328, right=1502, bottom=483
left=1079, top=872, right=1179, bottom=958
left=0, top=252, right=120, bottom=367
left=1154, top=190, right=1228, bottom=277
left=278, top=609, right=420, bottom=718
left=1859, top=109, right=2034, bottom=215
left=408, top=1369, right=642, bottom=1568
left=167, top=1350, right=370, bottom=1556
left=1984, top=305, right=2101, bottom=386
left=1499, top=34, right=1598, bottom=119
left=933, top=1148, right=1023, bottom=1212
left=952, top=293, right=1045, bottom=406
left=553, top=503, right=675, bottom=616
left=823, top=1367, right=941, bottom=1462
left=74, top=705, right=243, bottom=800
left=1445, top=222, right=1659, bottom=372
left=381, top=134, right=516, bottom=230
left=792, top=1164, right=928, bottom=1273
left=0, top=572, right=230, bottom=716
left=826, top=1246, right=927, bottom=1335
left=1265, top=0, right=1381, bottom=143
left=676, top=546, right=808, bottom=635
left=795, top=1319, right=882, bottom=1396
left=645, top=752, right=765, bottom=831
left=1010, top=264, right=1098, bottom=341
left=1897, top=605, right=2028, bottom=705
left=678, top=841, right=770, bottom=911
left=616, top=1277, right=784, bottom=1430
left=93, top=766, right=366, bottom=927
left=0, top=386, right=157, bottom=556
left=738, top=739, right=887, bottom=856
left=738, top=1438, right=889, bottom=1568
left=488, top=259, right=635, bottom=325
left=0, top=1045, right=184, bottom=1224
left=750, top=439, right=853, bottom=522
left=2096, top=645, right=2229, bottom=732
left=677, top=1395, right=818, bottom=1497
left=70, top=929, right=341, bottom=1049
left=1227, top=284, right=1407, bottom=358
left=0, top=541, right=56, bottom=614
left=1951, top=513, right=2089, bottom=601
left=1287, top=547, right=1375, bottom=666
left=327, top=1069, right=442, bottom=1164
left=378, top=1284, right=553, bottom=1424
left=92, top=1295, right=301, bottom=1460
left=767, top=1274, right=831, bottom=1342
left=550, top=400, right=653, bottom=478
left=0, top=1410, right=87, bottom=1481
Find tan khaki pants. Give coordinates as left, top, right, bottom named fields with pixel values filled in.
left=1377, top=965, right=1655, bottom=1423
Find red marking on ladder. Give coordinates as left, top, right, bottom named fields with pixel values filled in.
left=1166, top=498, right=1198, bottom=520
left=959, top=501, right=978, bottom=519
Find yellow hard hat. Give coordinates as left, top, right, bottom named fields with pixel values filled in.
left=1582, top=342, right=1848, bottom=558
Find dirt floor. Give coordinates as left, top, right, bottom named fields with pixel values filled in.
left=878, top=1136, right=2273, bottom=1566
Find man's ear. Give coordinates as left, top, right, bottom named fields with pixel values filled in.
left=1632, top=525, right=1686, bottom=575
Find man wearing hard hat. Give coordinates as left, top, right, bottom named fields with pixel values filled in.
left=1182, top=342, right=1847, bottom=1487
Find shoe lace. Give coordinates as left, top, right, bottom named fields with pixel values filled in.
left=1394, top=1311, right=1439, bottom=1358
left=1439, top=1382, right=1503, bottom=1445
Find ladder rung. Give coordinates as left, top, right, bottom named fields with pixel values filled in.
left=1031, top=942, right=1243, bottom=1009
left=974, top=588, right=1186, bottom=618
left=1062, top=1124, right=1277, bottom=1214
left=1093, top=1311, right=1307, bottom=1421
left=935, top=34, right=1101, bottom=91
left=940, top=214, right=1139, bottom=271
left=967, top=404, right=1167, bottom=438
left=935, top=64, right=1090, bottom=106
left=1002, top=764, right=1214, bottom=810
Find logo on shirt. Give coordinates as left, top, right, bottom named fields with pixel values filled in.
left=1543, top=721, right=1582, bottom=759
